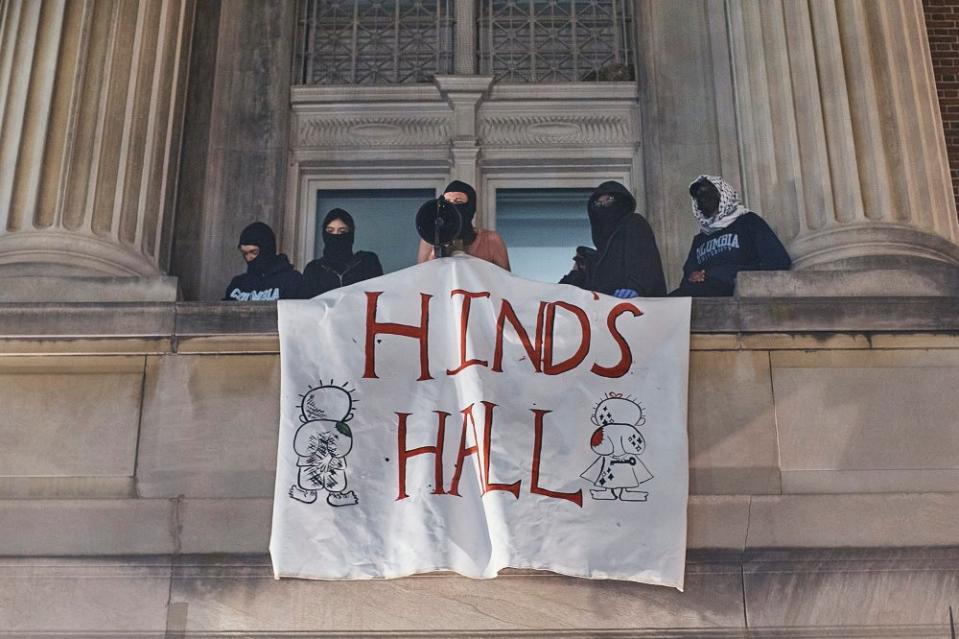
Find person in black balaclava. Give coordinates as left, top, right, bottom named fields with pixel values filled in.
left=302, top=208, right=383, bottom=297
left=560, top=181, right=666, bottom=297
left=670, top=175, right=791, bottom=297
left=223, top=222, right=305, bottom=301
left=416, top=180, right=511, bottom=270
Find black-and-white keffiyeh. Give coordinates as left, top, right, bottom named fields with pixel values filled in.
left=691, top=175, right=750, bottom=235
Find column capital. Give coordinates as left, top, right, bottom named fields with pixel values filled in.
left=435, top=75, right=493, bottom=143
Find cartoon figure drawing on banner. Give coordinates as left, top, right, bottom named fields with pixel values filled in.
left=289, top=381, right=359, bottom=507
left=580, top=393, right=653, bottom=501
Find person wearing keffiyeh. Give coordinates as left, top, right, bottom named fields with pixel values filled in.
left=670, top=175, right=791, bottom=297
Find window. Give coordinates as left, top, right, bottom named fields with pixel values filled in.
left=477, top=0, right=635, bottom=83
left=495, top=187, right=593, bottom=282
left=295, top=0, right=635, bottom=85
left=315, top=189, right=435, bottom=273
left=295, top=0, right=454, bottom=85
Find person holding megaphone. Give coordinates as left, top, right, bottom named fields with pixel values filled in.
left=416, top=180, right=511, bottom=271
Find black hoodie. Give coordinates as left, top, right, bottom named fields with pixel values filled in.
left=302, top=209, right=384, bottom=297
left=223, top=222, right=305, bottom=301
left=560, top=181, right=667, bottom=297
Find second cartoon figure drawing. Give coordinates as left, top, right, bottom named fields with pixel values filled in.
left=580, top=393, right=654, bottom=501
left=289, top=382, right=359, bottom=507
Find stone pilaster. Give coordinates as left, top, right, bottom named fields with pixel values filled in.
left=0, top=0, right=194, bottom=279
left=727, top=0, right=959, bottom=271
left=435, top=75, right=492, bottom=223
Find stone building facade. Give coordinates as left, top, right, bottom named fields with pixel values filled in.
left=2, top=0, right=958, bottom=299
left=0, top=1, right=958, bottom=636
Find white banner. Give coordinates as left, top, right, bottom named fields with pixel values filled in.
left=271, top=255, right=691, bottom=589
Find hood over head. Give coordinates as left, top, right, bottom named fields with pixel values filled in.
left=587, top=181, right=636, bottom=248
left=238, top=222, right=277, bottom=256
left=689, top=175, right=749, bottom=234
left=238, top=222, right=278, bottom=274
left=443, top=180, right=477, bottom=243
left=321, top=208, right=356, bottom=264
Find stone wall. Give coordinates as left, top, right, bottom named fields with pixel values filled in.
left=0, top=300, right=957, bottom=636
left=171, top=0, right=296, bottom=301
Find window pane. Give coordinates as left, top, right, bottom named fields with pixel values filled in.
left=477, top=0, right=635, bottom=83
left=495, top=188, right=593, bottom=282
left=315, top=189, right=434, bottom=273
left=295, top=0, right=454, bottom=85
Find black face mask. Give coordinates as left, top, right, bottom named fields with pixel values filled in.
left=443, top=180, right=477, bottom=243
left=587, top=194, right=632, bottom=249
left=239, top=222, right=278, bottom=275
left=690, top=178, right=721, bottom=218
left=320, top=209, right=356, bottom=265
left=323, top=229, right=355, bottom=264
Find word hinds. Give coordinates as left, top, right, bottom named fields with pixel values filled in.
left=396, top=401, right=582, bottom=507
left=363, top=289, right=643, bottom=381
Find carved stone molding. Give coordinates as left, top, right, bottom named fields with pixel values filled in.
left=294, top=113, right=452, bottom=148
left=479, top=112, right=633, bottom=147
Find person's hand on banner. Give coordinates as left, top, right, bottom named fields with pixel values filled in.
left=613, top=288, right=639, bottom=298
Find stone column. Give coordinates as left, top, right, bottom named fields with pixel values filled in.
left=0, top=0, right=194, bottom=287
left=727, top=0, right=959, bottom=274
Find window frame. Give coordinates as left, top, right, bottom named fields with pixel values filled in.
left=286, top=170, right=450, bottom=268
left=480, top=167, right=636, bottom=231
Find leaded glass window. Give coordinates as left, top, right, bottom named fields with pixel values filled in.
left=477, top=0, right=635, bottom=83
left=296, top=0, right=455, bottom=85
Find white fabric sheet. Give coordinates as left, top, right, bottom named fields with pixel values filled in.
left=271, top=255, right=690, bottom=589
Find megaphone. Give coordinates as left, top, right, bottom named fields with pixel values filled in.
left=415, top=197, right=464, bottom=255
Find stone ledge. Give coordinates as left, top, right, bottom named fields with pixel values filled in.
left=0, top=298, right=956, bottom=344
left=1, top=495, right=956, bottom=557
left=737, top=265, right=959, bottom=297
left=174, top=302, right=279, bottom=336
left=0, top=550, right=953, bottom=637
left=745, top=493, right=959, bottom=549
left=0, top=303, right=175, bottom=338
left=0, top=500, right=176, bottom=555
left=0, top=276, right=179, bottom=303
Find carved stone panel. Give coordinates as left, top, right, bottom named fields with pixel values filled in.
left=294, top=111, right=453, bottom=148
left=479, top=108, right=635, bottom=147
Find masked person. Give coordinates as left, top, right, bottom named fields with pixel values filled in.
left=417, top=180, right=511, bottom=271
left=670, top=175, right=791, bottom=297
left=223, top=222, right=304, bottom=301
left=560, top=181, right=666, bottom=298
left=302, top=208, right=383, bottom=297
